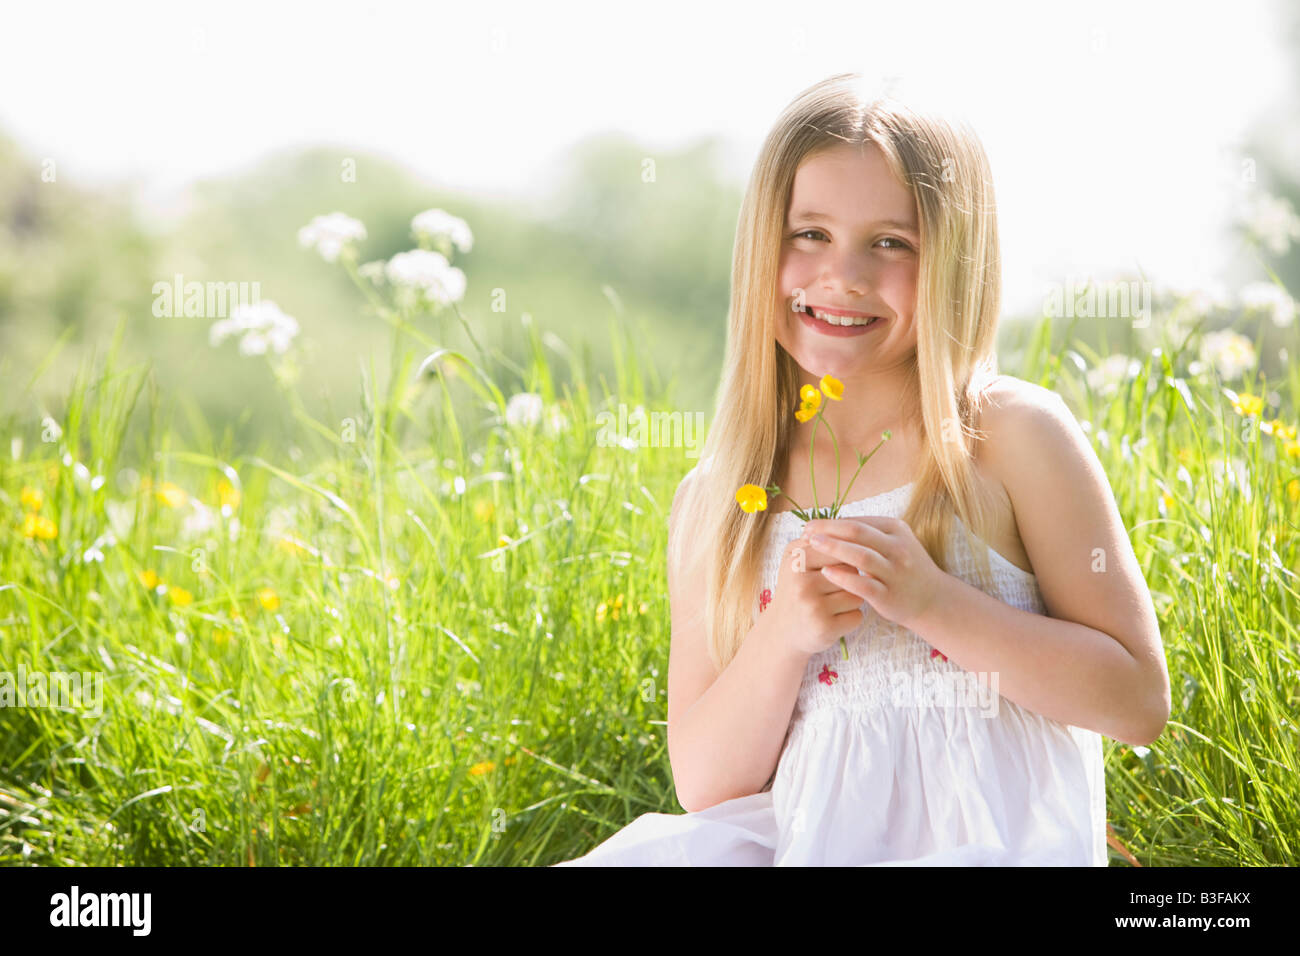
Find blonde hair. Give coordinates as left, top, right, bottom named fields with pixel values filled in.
left=670, top=72, right=1005, bottom=674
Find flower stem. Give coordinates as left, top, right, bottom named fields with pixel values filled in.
left=825, top=413, right=841, bottom=513
left=808, top=409, right=820, bottom=516
left=837, top=432, right=892, bottom=505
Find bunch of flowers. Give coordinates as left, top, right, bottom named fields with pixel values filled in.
left=735, top=373, right=892, bottom=658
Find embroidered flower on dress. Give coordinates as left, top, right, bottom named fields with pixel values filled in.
left=818, top=663, right=838, bottom=686
left=930, top=647, right=949, bottom=663
left=759, top=587, right=772, bottom=612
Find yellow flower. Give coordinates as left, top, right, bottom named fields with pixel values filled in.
left=638, top=601, right=649, bottom=616
left=819, top=374, right=844, bottom=401
left=1261, top=419, right=1298, bottom=442
left=735, top=484, right=768, bottom=513
left=1287, top=479, right=1300, bottom=503
left=498, top=534, right=512, bottom=548
left=1160, top=492, right=1175, bottom=512
left=1176, top=446, right=1195, bottom=465
left=21, top=513, right=58, bottom=539
left=155, top=481, right=188, bottom=508
left=213, top=628, right=233, bottom=647
left=276, top=535, right=310, bottom=556
left=595, top=595, right=625, bottom=624
left=256, top=587, right=280, bottom=611
left=168, top=586, right=193, bottom=606
left=20, top=486, right=43, bottom=511
left=794, top=405, right=818, bottom=423
left=800, top=384, right=819, bottom=404
left=137, top=569, right=160, bottom=589
left=1231, top=393, right=1264, bottom=418
left=1283, top=438, right=1300, bottom=460
left=473, top=499, right=495, bottom=523
left=216, top=479, right=241, bottom=511
left=468, top=761, right=495, bottom=776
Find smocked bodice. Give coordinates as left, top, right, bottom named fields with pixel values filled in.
left=758, top=482, right=1044, bottom=720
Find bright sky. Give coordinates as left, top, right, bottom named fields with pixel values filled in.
left=1, top=0, right=1293, bottom=316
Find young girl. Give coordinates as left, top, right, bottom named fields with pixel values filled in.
left=553, top=72, right=1170, bottom=866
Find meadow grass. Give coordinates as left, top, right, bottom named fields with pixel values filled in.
left=1, top=289, right=1297, bottom=866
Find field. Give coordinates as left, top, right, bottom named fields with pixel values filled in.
left=1, top=213, right=1298, bottom=867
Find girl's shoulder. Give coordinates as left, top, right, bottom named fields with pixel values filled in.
left=976, top=374, right=1087, bottom=491
left=979, top=373, right=1066, bottom=415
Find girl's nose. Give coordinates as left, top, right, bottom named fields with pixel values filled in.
left=819, top=249, right=872, bottom=296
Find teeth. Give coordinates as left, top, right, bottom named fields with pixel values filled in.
left=809, top=307, right=877, bottom=327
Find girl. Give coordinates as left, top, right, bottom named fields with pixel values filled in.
left=553, top=72, right=1170, bottom=866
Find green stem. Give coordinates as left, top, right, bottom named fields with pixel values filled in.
left=838, top=432, right=892, bottom=505
left=825, top=412, right=841, bottom=514
left=808, top=408, right=819, bottom=516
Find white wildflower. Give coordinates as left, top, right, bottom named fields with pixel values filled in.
left=72, top=461, right=92, bottom=493
left=505, top=392, right=544, bottom=427
left=1086, top=353, right=1141, bottom=397
left=81, top=530, right=115, bottom=564
left=411, top=209, right=473, bottom=254
left=1239, top=192, right=1300, bottom=256
left=385, top=249, right=466, bottom=305
left=105, top=500, right=135, bottom=540
left=298, top=212, right=367, bottom=262
left=181, top=499, right=218, bottom=539
left=1238, top=281, right=1296, bottom=328
left=265, top=504, right=299, bottom=541
left=546, top=404, right=569, bottom=435
left=210, top=300, right=300, bottom=356
left=1199, top=330, right=1256, bottom=381
left=1171, top=279, right=1233, bottom=321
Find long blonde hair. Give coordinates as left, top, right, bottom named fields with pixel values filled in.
left=670, top=72, right=1006, bottom=674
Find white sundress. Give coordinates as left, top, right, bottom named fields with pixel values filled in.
left=552, top=481, right=1108, bottom=866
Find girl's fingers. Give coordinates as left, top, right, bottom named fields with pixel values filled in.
left=821, top=564, right=876, bottom=600
left=827, top=586, right=870, bottom=614
left=817, top=542, right=889, bottom=580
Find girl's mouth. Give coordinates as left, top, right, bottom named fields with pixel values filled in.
left=798, top=304, right=885, bottom=337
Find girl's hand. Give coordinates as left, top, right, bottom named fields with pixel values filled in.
left=803, top=514, right=948, bottom=632
left=766, top=534, right=870, bottom=658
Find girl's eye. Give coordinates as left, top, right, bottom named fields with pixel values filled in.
left=791, top=229, right=910, bottom=251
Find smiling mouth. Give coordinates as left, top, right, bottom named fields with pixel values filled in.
left=799, top=304, right=884, bottom=329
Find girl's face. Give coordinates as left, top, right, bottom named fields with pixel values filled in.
left=775, top=142, right=920, bottom=380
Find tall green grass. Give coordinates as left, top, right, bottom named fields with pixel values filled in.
left=1, top=283, right=1297, bottom=866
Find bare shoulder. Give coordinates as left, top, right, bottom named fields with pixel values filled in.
left=976, top=375, right=1149, bottom=614
left=980, top=374, right=1072, bottom=419
left=976, top=375, right=1083, bottom=468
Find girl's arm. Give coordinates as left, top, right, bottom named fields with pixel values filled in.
left=665, top=472, right=810, bottom=812
left=910, top=384, right=1171, bottom=745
